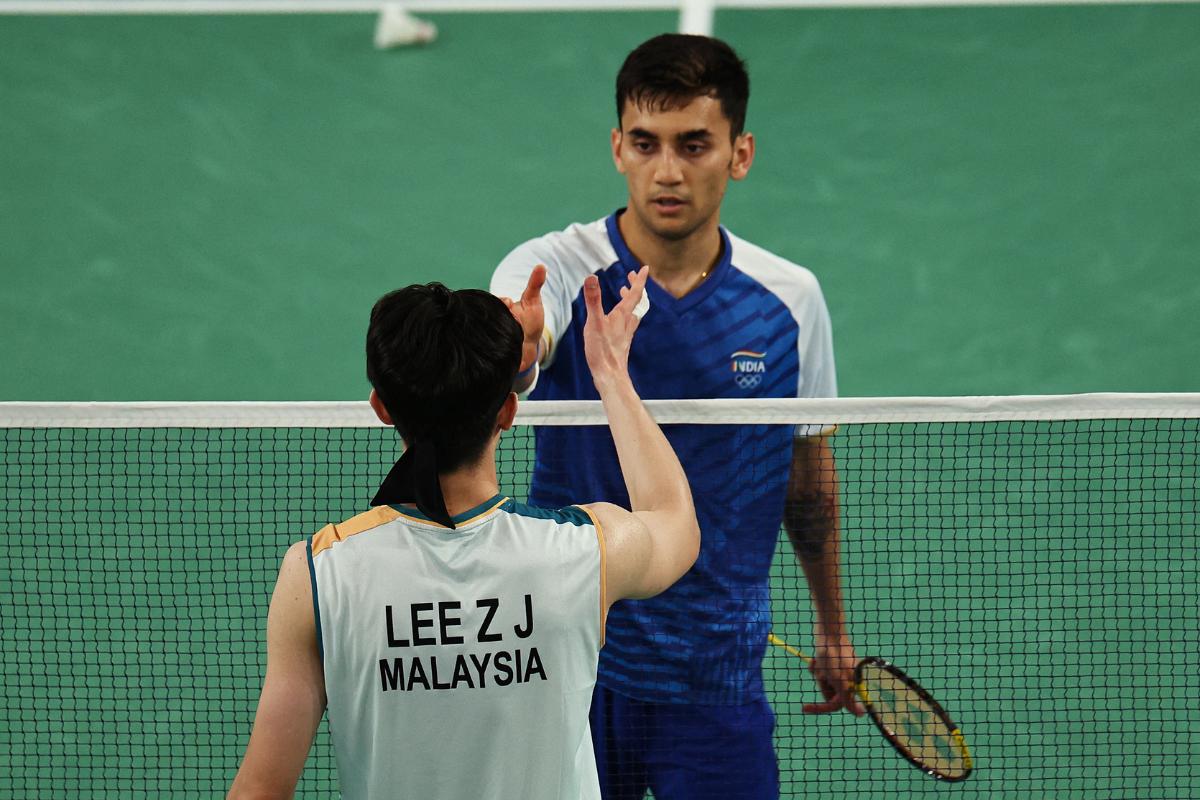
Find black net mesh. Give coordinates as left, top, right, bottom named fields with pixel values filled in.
left=1, top=414, right=1197, bottom=798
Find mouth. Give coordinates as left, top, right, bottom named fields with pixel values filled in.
left=651, top=196, right=687, bottom=213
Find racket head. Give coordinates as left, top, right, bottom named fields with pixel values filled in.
left=853, top=657, right=973, bottom=782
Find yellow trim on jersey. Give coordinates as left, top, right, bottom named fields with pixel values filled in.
left=389, top=496, right=510, bottom=529
left=311, top=506, right=402, bottom=557
left=579, top=504, right=607, bottom=649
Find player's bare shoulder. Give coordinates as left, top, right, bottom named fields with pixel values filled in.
left=580, top=501, right=645, bottom=540
left=581, top=502, right=653, bottom=603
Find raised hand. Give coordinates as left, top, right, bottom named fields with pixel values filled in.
left=499, top=264, right=547, bottom=372
left=582, top=266, right=649, bottom=391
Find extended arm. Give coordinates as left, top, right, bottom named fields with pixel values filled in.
left=580, top=267, right=700, bottom=602
left=227, top=542, right=327, bottom=799
left=784, top=435, right=863, bottom=716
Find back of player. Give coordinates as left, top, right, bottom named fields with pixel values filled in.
left=311, top=498, right=603, bottom=800
left=228, top=268, right=700, bottom=800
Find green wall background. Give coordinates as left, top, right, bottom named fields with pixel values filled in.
left=2, top=6, right=1198, bottom=401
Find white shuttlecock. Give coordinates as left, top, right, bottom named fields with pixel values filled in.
left=374, top=4, right=438, bottom=50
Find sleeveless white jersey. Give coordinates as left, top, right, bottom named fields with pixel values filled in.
left=307, top=495, right=605, bottom=800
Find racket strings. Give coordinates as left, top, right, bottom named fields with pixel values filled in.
left=857, top=664, right=971, bottom=780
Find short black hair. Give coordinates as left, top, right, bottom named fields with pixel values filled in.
left=616, top=34, right=750, bottom=138
left=366, top=283, right=522, bottom=473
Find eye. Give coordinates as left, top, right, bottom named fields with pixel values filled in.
left=633, top=140, right=654, bottom=153
left=685, top=143, right=707, bottom=155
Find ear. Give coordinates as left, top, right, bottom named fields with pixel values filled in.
left=496, top=392, right=518, bottom=432
left=611, top=127, right=626, bottom=174
left=369, top=389, right=393, bottom=426
left=730, top=131, right=755, bottom=181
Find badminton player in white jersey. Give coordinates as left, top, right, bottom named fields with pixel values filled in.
left=227, top=266, right=700, bottom=800
left=492, top=34, right=863, bottom=800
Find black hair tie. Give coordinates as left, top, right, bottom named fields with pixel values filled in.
left=371, top=434, right=456, bottom=529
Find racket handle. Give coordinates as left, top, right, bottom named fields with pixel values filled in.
left=767, top=633, right=813, bottom=664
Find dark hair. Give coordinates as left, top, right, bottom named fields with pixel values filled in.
left=366, top=283, right=522, bottom=473
left=615, top=34, right=750, bottom=138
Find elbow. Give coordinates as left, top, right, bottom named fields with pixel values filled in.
left=652, top=515, right=700, bottom=599
left=645, top=520, right=700, bottom=600
left=682, top=492, right=700, bottom=564
left=680, top=514, right=701, bottom=572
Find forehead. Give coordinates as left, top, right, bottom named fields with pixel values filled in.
left=619, top=95, right=732, bottom=139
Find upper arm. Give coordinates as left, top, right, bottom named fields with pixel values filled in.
left=583, top=502, right=698, bottom=603
left=227, top=541, right=326, bottom=800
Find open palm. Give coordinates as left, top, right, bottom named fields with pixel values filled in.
left=582, top=266, right=648, bottom=387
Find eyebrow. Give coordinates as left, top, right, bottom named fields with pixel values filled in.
left=627, top=127, right=714, bottom=143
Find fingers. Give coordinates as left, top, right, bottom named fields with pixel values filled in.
left=521, top=265, right=547, bottom=305
left=828, top=683, right=865, bottom=717
left=803, top=673, right=839, bottom=715
left=802, top=687, right=861, bottom=716
left=802, top=699, right=843, bottom=715
left=583, top=266, right=649, bottom=325
left=614, top=266, right=649, bottom=315
left=802, top=663, right=865, bottom=716
left=582, top=274, right=602, bottom=322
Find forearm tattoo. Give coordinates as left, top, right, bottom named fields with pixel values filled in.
left=784, top=489, right=837, bottom=562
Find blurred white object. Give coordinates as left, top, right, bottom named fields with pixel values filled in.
left=374, top=4, right=437, bottom=49
left=678, top=0, right=715, bottom=36
left=633, top=289, right=650, bottom=320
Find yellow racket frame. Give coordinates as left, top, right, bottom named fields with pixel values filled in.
left=767, top=632, right=974, bottom=782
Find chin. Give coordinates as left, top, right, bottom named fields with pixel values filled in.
left=646, top=216, right=700, bottom=242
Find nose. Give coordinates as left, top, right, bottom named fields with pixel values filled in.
left=653, top=150, right=683, bottom=186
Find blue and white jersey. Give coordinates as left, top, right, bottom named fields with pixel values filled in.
left=492, top=211, right=836, bottom=705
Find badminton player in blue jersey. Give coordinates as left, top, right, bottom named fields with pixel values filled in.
left=492, top=34, right=863, bottom=800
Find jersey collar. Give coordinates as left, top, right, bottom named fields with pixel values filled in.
left=605, top=209, right=733, bottom=315
left=390, top=493, right=509, bottom=528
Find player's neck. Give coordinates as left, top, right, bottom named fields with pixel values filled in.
left=435, top=459, right=502, bottom=519
left=618, top=210, right=722, bottom=299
